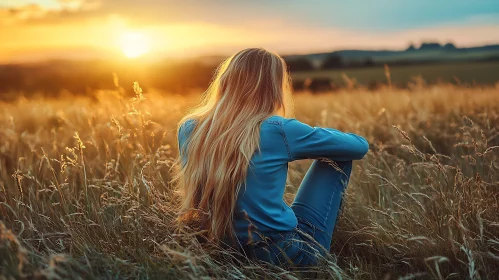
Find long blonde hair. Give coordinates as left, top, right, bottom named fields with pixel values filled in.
left=175, top=48, right=293, bottom=241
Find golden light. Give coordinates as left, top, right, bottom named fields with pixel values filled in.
left=119, top=32, right=151, bottom=58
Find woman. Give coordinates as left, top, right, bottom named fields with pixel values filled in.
left=175, top=48, right=368, bottom=266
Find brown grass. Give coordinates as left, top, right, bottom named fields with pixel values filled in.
left=1, top=82, right=499, bottom=279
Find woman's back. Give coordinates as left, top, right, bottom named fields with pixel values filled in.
left=178, top=115, right=368, bottom=241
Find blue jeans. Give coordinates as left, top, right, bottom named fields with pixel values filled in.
left=240, top=160, right=353, bottom=266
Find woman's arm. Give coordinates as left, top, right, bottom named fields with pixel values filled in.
left=282, top=118, right=369, bottom=161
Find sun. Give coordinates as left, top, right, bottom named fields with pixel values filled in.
left=119, top=32, right=151, bottom=58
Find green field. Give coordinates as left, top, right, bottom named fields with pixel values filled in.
left=292, top=61, right=499, bottom=86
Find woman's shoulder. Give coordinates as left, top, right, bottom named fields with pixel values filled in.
left=263, top=115, right=298, bottom=125
left=179, top=119, right=196, bottom=130
left=178, top=119, right=197, bottom=140
left=263, top=115, right=307, bottom=129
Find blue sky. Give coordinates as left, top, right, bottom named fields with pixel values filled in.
left=279, top=0, right=499, bottom=31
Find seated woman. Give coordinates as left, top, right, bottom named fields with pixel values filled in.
left=175, top=48, right=369, bottom=266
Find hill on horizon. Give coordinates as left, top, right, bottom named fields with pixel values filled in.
left=282, top=43, right=499, bottom=69
left=3, top=43, right=499, bottom=68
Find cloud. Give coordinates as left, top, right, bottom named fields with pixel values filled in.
left=0, top=0, right=101, bottom=26
left=58, top=0, right=101, bottom=11
left=0, top=4, right=47, bottom=25
left=0, top=0, right=293, bottom=28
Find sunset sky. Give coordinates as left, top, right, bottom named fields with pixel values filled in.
left=1, top=0, right=499, bottom=63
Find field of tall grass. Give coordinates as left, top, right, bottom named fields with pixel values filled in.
left=1, top=82, right=499, bottom=279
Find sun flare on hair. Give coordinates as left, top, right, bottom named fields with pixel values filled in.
left=119, top=31, right=151, bottom=58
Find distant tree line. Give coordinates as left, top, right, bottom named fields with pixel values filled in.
left=406, top=42, right=457, bottom=51
left=284, top=54, right=375, bottom=72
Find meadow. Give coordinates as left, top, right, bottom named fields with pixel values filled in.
left=1, top=81, right=499, bottom=279
left=292, top=61, right=499, bottom=87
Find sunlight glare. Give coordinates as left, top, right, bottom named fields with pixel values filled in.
left=119, top=32, right=151, bottom=58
